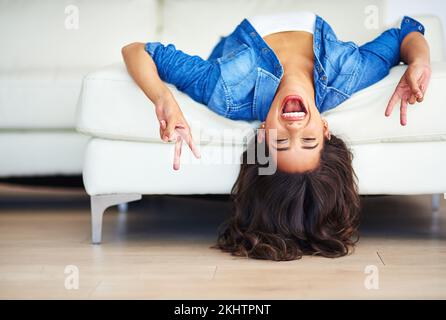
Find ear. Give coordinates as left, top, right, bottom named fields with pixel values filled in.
left=257, top=122, right=266, bottom=143
left=322, top=118, right=331, bottom=141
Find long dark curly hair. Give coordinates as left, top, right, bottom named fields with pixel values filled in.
left=211, top=134, right=360, bottom=261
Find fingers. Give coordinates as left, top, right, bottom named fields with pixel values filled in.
left=415, top=77, right=425, bottom=103
left=170, top=127, right=201, bottom=170
left=385, top=91, right=399, bottom=117
left=159, top=120, right=167, bottom=140
left=419, top=73, right=431, bottom=101
left=185, top=133, right=201, bottom=159
left=173, top=135, right=182, bottom=170
left=400, top=98, right=408, bottom=126
left=407, top=74, right=423, bottom=101
left=160, top=120, right=201, bottom=169
left=173, top=125, right=201, bottom=159
left=386, top=68, right=431, bottom=125
left=163, top=121, right=178, bottom=142
left=420, top=83, right=426, bottom=95
left=186, top=137, right=201, bottom=159
left=417, top=81, right=428, bottom=103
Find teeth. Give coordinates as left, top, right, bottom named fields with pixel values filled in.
left=282, top=112, right=306, bottom=117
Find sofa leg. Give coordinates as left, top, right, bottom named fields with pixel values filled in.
left=432, top=194, right=441, bottom=212
left=117, top=202, right=128, bottom=213
left=90, top=193, right=142, bottom=244
left=431, top=194, right=444, bottom=234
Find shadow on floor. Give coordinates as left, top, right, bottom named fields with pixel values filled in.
left=0, top=181, right=444, bottom=241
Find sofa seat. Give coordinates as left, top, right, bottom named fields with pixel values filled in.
left=77, top=62, right=446, bottom=147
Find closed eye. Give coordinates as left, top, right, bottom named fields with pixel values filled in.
left=276, top=138, right=288, bottom=144
left=301, top=143, right=319, bottom=150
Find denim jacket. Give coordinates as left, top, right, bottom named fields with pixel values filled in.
left=145, top=15, right=425, bottom=121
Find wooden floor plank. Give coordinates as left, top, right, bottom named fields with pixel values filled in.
left=0, top=184, right=445, bottom=299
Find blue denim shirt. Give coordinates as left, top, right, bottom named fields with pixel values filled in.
left=145, top=15, right=425, bottom=121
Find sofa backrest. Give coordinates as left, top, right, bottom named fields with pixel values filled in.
left=0, top=0, right=159, bottom=71
left=412, top=15, right=445, bottom=62
left=159, top=0, right=386, bottom=58
left=1, top=0, right=444, bottom=73
left=159, top=0, right=445, bottom=62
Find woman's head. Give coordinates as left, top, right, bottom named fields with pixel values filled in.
left=262, top=75, right=330, bottom=173
left=213, top=134, right=360, bottom=261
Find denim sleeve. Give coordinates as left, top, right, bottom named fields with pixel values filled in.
left=145, top=42, right=218, bottom=105
left=352, top=16, right=425, bottom=93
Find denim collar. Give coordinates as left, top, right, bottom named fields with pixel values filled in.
left=238, top=17, right=328, bottom=121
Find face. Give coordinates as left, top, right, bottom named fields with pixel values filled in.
left=261, top=81, right=330, bottom=173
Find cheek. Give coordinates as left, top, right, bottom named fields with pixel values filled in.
left=264, top=117, right=279, bottom=135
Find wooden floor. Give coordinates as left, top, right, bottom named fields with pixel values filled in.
left=0, top=183, right=445, bottom=299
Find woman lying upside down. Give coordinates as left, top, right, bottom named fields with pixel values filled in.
left=122, top=12, right=431, bottom=261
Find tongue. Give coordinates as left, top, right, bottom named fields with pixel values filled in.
left=283, top=99, right=303, bottom=113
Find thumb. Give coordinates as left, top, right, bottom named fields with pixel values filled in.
left=163, top=120, right=178, bottom=142
left=159, top=120, right=167, bottom=130
left=408, top=74, right=423, bottom=100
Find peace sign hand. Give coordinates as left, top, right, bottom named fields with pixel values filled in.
left=385, top=62, right=431, bottom=126
left=155, top=95, right=201, bottom=170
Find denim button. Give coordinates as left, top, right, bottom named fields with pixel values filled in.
left=321, top=75, right=327, bottom=81
left=250, top=31, right=256, bottom=37
left=418, top=25, right=423, bottom=31
left=262, top=48, right=269, bottom=54
left=405, top=18, right=410, bottom=23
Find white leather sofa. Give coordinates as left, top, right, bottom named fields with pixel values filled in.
left=0, top=0, right=158, bottom=177
left=76, top=0, right=446, bottom=244
left=3, top=0, right=442, bottom=243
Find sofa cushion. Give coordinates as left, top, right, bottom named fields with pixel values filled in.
left=76, top=62, right=446, bottom=146
left=0, top=68, right=89, bottom=128
left=325, top=62, right=446, bottom=144
left=0, top=131, right=90, bottom=177
left=76, top=63, right=258, bottom=146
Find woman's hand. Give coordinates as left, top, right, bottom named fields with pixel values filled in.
left=155, top=94, right=201, bottom=170
left=385, top=62, right=431, bottom=126
left=122, top=43, right=200, bottom=169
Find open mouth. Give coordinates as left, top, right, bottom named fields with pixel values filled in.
left=281, top=95, right=307, bottom=121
